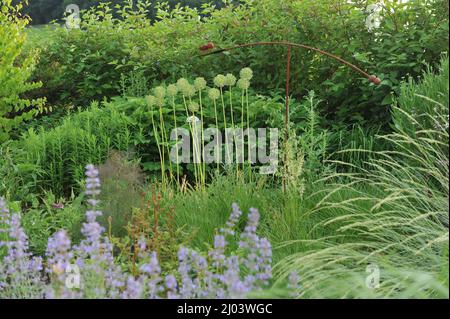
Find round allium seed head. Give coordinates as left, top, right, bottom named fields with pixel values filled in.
left=214, top=74, right=226, bottom=88
left=145, top=95, right=156, bottom=108
left=154, top=86, right=166, bottom=99
left=194, top=77, right=207, bottom=91
left=156, top=97, right=165, bottom=108
left=208, top=88, right=220, bottom=100
left=237, top=78, right=250, bottom=90
left=188, top=101, right=199, bottom=113
left=186, top=84, right=196, bottom=97
left=240, top=67, right=253, bottom=81
left=177, top=78, right=190, bottom=95
left=167, top=84, right=178, bottom=97
left=225, top=73, right=237, bottom=86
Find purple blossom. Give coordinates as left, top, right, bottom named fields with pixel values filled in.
left=0, top=198, right=44, bottom=298
left=288, top=271, right=301, bottom=298
left=220, top=202, right=242, bottom=236
left=165, top=275, right=179, bottom=299
left=1, top=193, right=280, bottom=299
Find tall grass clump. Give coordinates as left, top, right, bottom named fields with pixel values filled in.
left=274, top=58, right=449, bottom=298
left=3, top=101, right=135, bottom=198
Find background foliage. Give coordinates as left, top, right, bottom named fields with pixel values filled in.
left=0, top=0, right=45, bottom=143
left=23, top=0, right=449, bottom=129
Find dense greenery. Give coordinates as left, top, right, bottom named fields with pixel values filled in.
left=14, top=0, right=225, bottom=25
left=22, top=0, right=448, bottom=129
left=0, top=0, right=45, bottom=143
left=0, top=0, right=448, bottom=299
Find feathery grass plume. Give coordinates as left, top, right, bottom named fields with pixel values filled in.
left=274, top=66, right=449, bottom=298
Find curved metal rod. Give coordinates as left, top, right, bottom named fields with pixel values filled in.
left=199, top=41, right=381, bottom=84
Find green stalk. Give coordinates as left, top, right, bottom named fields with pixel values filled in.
left=229, top=86, right=238, bottom=176
left=182, top=94, right=199, bottom=187
left=240, top=88, right=245, bottom=171
left=150, top=109, right=165, bottom=186
left=246, top=88, right=252, bottom=181
left=171, top=96, right=180, bottom=187
left=213, top=99, right=220, bottom=171
left=199, top=90, right=206, bottom=187
left=191, top=111, right=202, bottom=188
left=220, top=87, right=230, bottom=164
left=159, top=105, right=173, bottom=184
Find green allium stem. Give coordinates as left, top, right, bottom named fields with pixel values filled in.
left=150, top=109, right=165, bottom=186
left=171, top=97, right=180, bottom=187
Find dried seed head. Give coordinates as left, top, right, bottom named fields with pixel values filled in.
left=167, top=84, right=178, bottom=97
left=208, top=88, right=220, bottom=100
left=194, top=77, right=207, bottom=91
left=154, top=86, right=166, bottom=99
left=145, top=95, right=156, bottom=108
left=240, top=67, right=253, bottom=81
left=214, top=74, right=226, bottom=88
left=225, top=73, right=237, bottom=86
left=188, top=101, right=199, bottom=113
left=237, top=79, right=250, bottom=90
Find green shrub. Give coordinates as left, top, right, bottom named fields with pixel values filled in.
left=0, top=0, right=45, bottom=143
left=21, top=191, right=85, bottom=255
left=26, top=0, right=448, bottom=128
left=3, top=101, right=137, bottom=198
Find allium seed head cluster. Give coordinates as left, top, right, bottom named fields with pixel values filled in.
left=214, top=74, right=227, bottom=88
left=167, top=84, right=178, bottom=97
left=208, top=88, right=220, bottom=100
left=194, top=77, right=207, bottom=91
left=225, top=73, right=237, bottom=87
left=240, top=67, right=253, bottom=81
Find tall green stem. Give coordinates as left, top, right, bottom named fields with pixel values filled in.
left=171, top=97, right=180, bottom=187
left=199, top=90, right=206, bottom=187
left=213, top=100, right=220, bottom=171
left=220, top=87, right=230, bottom=164
left=150, top=110, right=165, bottom=186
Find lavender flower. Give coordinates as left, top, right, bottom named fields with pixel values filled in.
left=220, top=202, right=242, bottom=236
left=0, top=198, right=44, bottom=298
left=165, top=275, right=179, bottom=299
left=1, top=194, right=281, bottom=299
left=288, top=271, right=301, bottom=298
